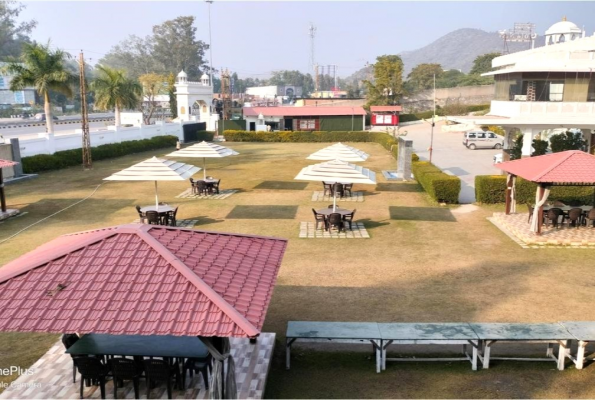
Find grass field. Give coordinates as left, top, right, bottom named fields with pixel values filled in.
left=1, top=142, right=595, bottom=398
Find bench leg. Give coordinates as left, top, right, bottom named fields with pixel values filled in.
left=472, top=342, right=478, bottom=371
left=557, top=340, right=569, bottom=371
left=482, top=341, right=492, bottom=369
left=374, top=341, right=381, bottom=374
left=286, top=339, right=291, bottom=370
left=546, top=342, right=554, bottom=358
left=576, top=341, right=587, bottom=370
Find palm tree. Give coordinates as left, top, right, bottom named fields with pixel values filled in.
left=91, top=65, right=142, bottom=127
left=3, top=42, right=77, bottom=135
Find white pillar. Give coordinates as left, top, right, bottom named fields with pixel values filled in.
left=521, top=128, right=535, bottom=157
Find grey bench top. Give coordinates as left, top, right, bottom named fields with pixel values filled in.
left=560, top=321, right=595, bottom=340
left=469, top=323, right=574, bottom=340
left=378, top=323, right=478, bottom=341
left=286, top=321, right=381, bottom=340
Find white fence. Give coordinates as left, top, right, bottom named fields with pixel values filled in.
left=17, top=122, right=185, bottom=157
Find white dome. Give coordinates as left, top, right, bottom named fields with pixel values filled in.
left=200, top=73, right=209, bottom=80
left=177, top=70, right=187, bottom=78
left=546, top=20, right=582, bottom=35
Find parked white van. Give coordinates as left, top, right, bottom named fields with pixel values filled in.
left=462, top=130, right=504, bottom=150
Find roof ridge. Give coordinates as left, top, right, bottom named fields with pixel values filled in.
left=136, top=228, right=260, bottom=337
left=534, top=151, right=577, bottom=181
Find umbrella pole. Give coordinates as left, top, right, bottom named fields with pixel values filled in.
left=203, top=157, right=206, bottom=180
left=333, top=192, right=337, bottom=212
left=155, top=181, right=159, bottom=210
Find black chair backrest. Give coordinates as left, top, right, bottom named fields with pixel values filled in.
left=312, top=208, right=319, bottom=218
left=569, top=208, right=583, bottom=220
left=146, top=211, right=161, bottom=224
left=189, top=178, right=194, bottom=184
left=346, top=209, right=356, bottom=220
left=172, top=206, right=179, bottom=219
left=144, top=359, right=172, bottom=381
left=197, top=180, right=207, bottom=189
left=344, top=183, right=353, bottom=189
left=333, top=183, right=344, bottom=193
left=548, top=208, right=562, bottom=219
left=111, top=358, right=141, bottom=379
left=75, top=357, right=108, bottom=379
left=61, top=333, right=80, bottom=349
left=135, top=205, right=143, bottom=216
left=329, top=213, right=342, bottom=225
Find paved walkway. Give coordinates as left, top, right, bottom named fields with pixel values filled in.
left=0, top=333, right=275, bottom=399
left=299, top=221, right=370, bottom=238
left=311, top=191, right=365, bottom=202
left=383, top=121, right=501, bottom=203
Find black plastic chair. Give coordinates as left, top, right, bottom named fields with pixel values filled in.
left=343, top=183, right=353, bottom=197
left=144, top=359, right=181, bottom=399
left=166, top=207, right=179, bottom=227
left=182, top=356, right=211, bottom=390
left=145, top=211, right=162, bottom=226
left=327, top=213, right=344, bottom=233
left=211, top=179, right=221, bottom=194
left=322, top=182, right=333, bottom=196
left=189, top=178, right=197, bottom=194
left=62, top=334, right=81, bottom=383
left=343, top=209, right=356, bottom=230
left=111, top=358, right=141, bottom=399
left=74, top=357, right=110, bottom=399
left=586, top=209, right=595, bottom=228
left=546, top=208, right=563, bottom=229
left=333, top=183, right=344, bottom=199
left=312, top=208, right=325, bottom=230
left=567, top=208, right=584, bottom=228
left=135, top=205, right=146, bottom=223
left=195, top=180, right=208, bottom=196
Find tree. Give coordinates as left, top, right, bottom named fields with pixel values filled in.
left=139, top=73, right=166, bottom=125
left=267, top=70, right=315, bottom=95
left=3, top=42, right=76, bottom=134
left=166, top=72, right=177, bottom=119
left=406, top=63, right=443, bottom=93
left=97, top=35, right=156, bottom=79
left=549, top=130, right=587, bottom=153
left=436, top=69, right=465, bottom=89
left=91, top=65, right=142, bottom=127
left=0, top=1, right=36, bottom=60
left=510, top=133, right=524, bottom=160
left=531, top=138, right=549, bottom=156
left=470, top=52, right=501, bottom=75
left=363, top=55, right=404, bottom=107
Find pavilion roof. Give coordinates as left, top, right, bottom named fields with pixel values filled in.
left=495, top=150, right=595, bottom=184
left=0, top=159, right=18, bottom=169
left=0, top=224, right=287, bottom=338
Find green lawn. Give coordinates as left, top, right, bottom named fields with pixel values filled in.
left=1, top=142, right=595, bottom=398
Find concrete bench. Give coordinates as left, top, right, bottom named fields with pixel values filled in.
left=469, top=323, right=574, bottom=370
left=379, top=323, right=481, bottom=371
left=286, top=321, right=382, bottom=373
left=560, top=321, right=595, bottom=369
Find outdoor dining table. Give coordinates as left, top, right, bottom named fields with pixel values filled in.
left=66, top=333, right=210, bottom=359
left=315, top=207, right=352, bottom=217
left=541, top=205, right=593, bottom=212
left=140, top=205, right=175, bottom=214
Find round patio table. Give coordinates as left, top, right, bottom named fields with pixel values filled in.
left=141, top=205, right=174, bottom=214
left=316, top=207, right=353, bottom=216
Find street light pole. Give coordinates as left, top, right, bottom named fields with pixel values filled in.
left=429, top=73, right=436, bottom=163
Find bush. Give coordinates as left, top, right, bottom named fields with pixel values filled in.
left=412, top=161, right=460, bottom=204
left=474, top=175, right=595, bottom=205
left=399, top=104, right=489, bottom=122
left=184, top=130, right=215, bottom=143
left=532, top=139, right=548, bottom=156
left=22, top=135, right=178, bottom=173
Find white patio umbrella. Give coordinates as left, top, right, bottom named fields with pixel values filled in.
left=104, top=156, right=200, bottom=209
left=307, top=142, right=369, bottom=162
left=166, top=141, right=239, bottom=179
left=295, top=159, right=377, bottom=211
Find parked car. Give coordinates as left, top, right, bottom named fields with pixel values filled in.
left=462, top=130, right=504, bottom=150
left=33, top=113, right=59, bottom=122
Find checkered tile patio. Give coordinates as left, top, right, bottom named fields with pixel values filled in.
left=311, top=191, right=364, bottom=202
left=0, top=333, right=275, bottom=399
left=299, top=221, right=370, bottom=238
left=490, top=212, right=595, bottom=248
left=175, top=189, right=237, bottom=200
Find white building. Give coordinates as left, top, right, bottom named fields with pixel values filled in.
left=0, top=62, right=36, bottom=108
left=174, top=71, right=218, bottom=131
left=448, top=18, right=595, bottom=157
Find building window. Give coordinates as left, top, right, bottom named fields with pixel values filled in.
left=299, top=119, right=316, bottom=130
left=549, top=81, right=564, bottom=101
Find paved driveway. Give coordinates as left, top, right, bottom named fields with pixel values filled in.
left=384, top=121, right=502, bottom=203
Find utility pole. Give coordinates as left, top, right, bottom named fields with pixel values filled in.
left=429, top=73, right=435, bottom=164
left=206, top=0, right=214, bottom=86
left=79, top=51, right=91, bottom=169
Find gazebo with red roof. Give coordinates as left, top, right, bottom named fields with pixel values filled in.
left=495, top=150, right=595, bottom=234
left=0, top=224, right=287, bottom=397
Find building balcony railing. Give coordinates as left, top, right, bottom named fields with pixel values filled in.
left=490, top=100, right=595, bottom=118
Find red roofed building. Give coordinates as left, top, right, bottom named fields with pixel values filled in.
left=0, top=224, right=287, bottom=338
left=242, top=106, right=366, bottom=132
left=370, top=106, right=402, bottom=127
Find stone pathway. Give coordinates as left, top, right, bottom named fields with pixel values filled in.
left=489, top=212, right=595, bottom=248
left=311, top=191, right=364, bottom=202
left=132, top=219, right=199, bottom=228
left=299, top=221, right=370, bottom=238
left=175, top=188, right=237, bottom=200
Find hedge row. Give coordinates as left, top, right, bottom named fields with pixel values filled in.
left=475, top=175, right=595, bottom=205
left=411, top=161, right=461, bottom=204
left=399, top=104, right=490, bottom=123
left=22, top=135, right=179, bottom=173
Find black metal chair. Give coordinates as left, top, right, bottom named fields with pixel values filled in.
left=322, top=182, right=333, bottom=197
left=110, top=358, right=142, bottom=399
left=195, top=180, right=208, bottom=196
left=526, top=204, right=534, bottom=224
left=343, top=183, right=353, bottom=197
left=545, top=208, right=563, bottom=229
left=327, top=213, right=344, bottom=233
left=182, top=356, right=211, bottom=390
left=166, top=207, right=179, bottom=227
left=312, top=208, right=325, bottom=230
left=567, top=208, right=584, bottom=228
left=333, top=183, right=344, bottom=199
left=343, top=209, right=356, bottom=230
left=144, top=359, right=181, bottom=399
left=145, top=211, right=162, bottom=226
left=135, top=205, right=146, bottom=224
left=211, top=179, right=221, bottom=194
left=189, top=178, right=197, bottom=194
left=62, top=333, right=81, bottom=383
left=586, top=209, right=595, bottom=228
left=74, top=357, right=110, bottom=399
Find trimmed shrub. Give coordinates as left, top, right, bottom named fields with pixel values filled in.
left=412, top=161, right=461, bottom=204
left=475, top=175, right=507, bottom=204
left=22, top=135, right=178, bottom=173
left=184, top=129, right=215, bottom=143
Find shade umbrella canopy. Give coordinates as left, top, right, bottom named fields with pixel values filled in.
left=103, top=156, right=200, bottom=209
left=307, top=142, right=369, bottom=162
left=295, top=159, right=376, bottom=211
left=166, top=141, right=239, bottom=179
left=0, top=159, right=18, bottom=213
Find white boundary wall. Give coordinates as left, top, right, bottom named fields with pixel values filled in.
left=18, top=122, right=186, bottom=157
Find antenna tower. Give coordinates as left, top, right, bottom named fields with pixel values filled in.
left=79, top=51, right=91, bottom=169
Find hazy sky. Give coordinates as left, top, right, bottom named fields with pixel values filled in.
left=19, top=1, right=595, bottom=78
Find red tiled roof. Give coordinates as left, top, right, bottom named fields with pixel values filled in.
left=243, top=106, right=367, bottom=117
left=0, top=159, right=18, bottom=169
left=370, top=106, right=402, bottom=112
left=0, top=224, right=287, bottom=338
left=495, top=150, right=595, bottom=184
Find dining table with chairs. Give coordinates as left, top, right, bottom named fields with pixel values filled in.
left=322, top=181, right=354, bottom=198
left=313, top=207, right=356, bottom=232
left=136, top=204, right=178, bottom=227
left=190, top=177, right=221, bottom=196
left=530, top=203, right=595, bottom=229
